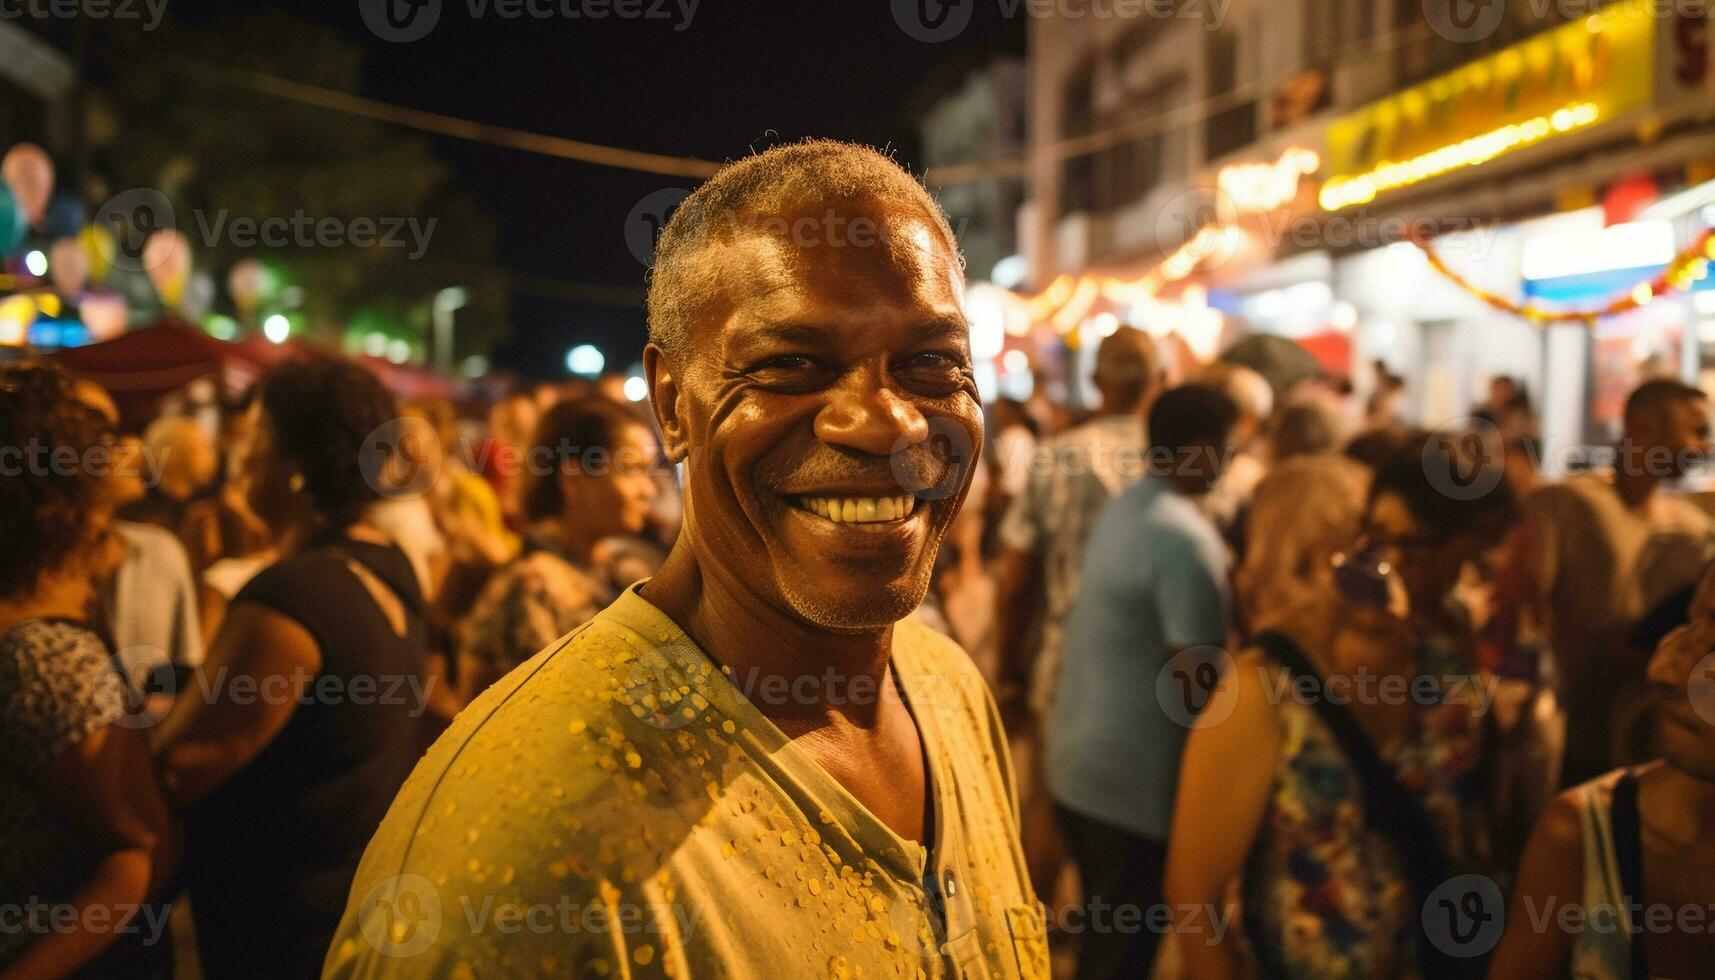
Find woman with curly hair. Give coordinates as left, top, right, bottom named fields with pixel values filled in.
left=0, top=361, right=178, bottom=977
left=153, top=359, right=429, bottom=979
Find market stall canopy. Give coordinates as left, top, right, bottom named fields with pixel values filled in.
left=47, top=319, right=270, bottom=426
left=1219, top=333, right=1324, bottom=400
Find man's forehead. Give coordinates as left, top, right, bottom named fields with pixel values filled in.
left=688, top=204, right=963, bottom=331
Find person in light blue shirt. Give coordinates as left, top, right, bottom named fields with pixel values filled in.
left=1049, top=384, right=1238, bottom=980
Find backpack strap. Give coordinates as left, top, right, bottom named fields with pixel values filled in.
left=1253, top=630, right=1466, bottom=978
left=1610, top=769, right=1649, bottom=980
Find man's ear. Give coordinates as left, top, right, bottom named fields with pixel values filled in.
left=643, top=343, right=690, bottom=464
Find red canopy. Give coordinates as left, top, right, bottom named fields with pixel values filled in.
left=48, top=320, right=274, bottom=426
left=51, top=320, right=457, bottom=424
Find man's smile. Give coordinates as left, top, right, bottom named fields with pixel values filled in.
left=787, top=493, right=922, bottom=524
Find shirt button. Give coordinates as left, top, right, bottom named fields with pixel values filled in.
left=942, top=872, right=957, bottom=897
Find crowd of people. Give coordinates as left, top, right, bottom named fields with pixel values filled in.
left=0, top=355, right=682, bottom=978
left=2, top=137, right=1714, bottom=979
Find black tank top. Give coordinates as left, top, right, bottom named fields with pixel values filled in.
left=184, top=537, right=427, bottom=979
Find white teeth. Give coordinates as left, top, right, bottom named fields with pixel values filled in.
left=795, top=495, right=916, bottom=524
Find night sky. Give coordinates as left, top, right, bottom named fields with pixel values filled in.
left=315, top=0, right=1025, bottom=378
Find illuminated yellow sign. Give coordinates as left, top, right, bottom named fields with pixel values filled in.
left=1321, top=7, right=1655, bottom=210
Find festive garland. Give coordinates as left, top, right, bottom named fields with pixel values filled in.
left=1410, top=226, right=1715, bottom=326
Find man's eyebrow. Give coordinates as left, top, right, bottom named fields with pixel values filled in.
left=910, top=315, right=971, bottom=345
left=739, top=321, right=834, bottom=347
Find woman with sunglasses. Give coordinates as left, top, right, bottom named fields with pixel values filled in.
left=1488, top=559, right=1715, bottom=979
left=1164, top=434, right=1517, bottom=979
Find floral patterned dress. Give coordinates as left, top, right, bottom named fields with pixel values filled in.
left=1241, top=636, right=1488, bottom=979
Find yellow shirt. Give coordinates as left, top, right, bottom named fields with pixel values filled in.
left=324, top=582, right=1049, bottom=978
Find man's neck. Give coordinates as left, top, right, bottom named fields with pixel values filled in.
left=1612, top=453, right=1660, bottom=510
left=642, top=543, right=896, bottom=732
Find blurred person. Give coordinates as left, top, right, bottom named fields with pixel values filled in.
left=326, top=139, right=1047, bottom=977
left=1165, top=435, right=1517, bottom=979
left=0, top=362, right=177, bottom=977
left=455, top=397, right=659, bottom=701
left=119, top=415, right=217, bottom=537
left=71, top=378, right=205, bottom=717
left=1237, top=454, right=1371, bottom=633
left=1476, top=375, right=1522, bottom=424
left=985, top=396, right=1037, bottom=525
left=179, top=392, right=273, bottom=570
left=1492, top=378, right=1714, bottom=787
left=1345, top=423, right=1412, bottom=471
left=153, top=360, right=429, bottom=979
left=1366, top=360, right=1408, bottom=429
left=1191, top=362, right=1273, bottom=545
left=1049, top=385, right=1239, bottom=978
left=1269, top=397, right=1340, bottom=463
left=993, top=325, right=1162, bottom=905
left=1489, top=561, right=1715, bottom=979
left=480, top=389, right=539, bottom=528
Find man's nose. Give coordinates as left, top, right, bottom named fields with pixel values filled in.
left=814, top=374, right=929, bottom=457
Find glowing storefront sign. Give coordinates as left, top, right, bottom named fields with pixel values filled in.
left=1320, top=7, right=1655, bottom=210
left=1217, top=147, right=1320, bottom=217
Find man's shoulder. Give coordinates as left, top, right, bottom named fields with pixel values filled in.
left=361, top=606, right=733, bottom=861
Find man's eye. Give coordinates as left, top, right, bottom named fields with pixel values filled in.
left=901, top=351, right=966, bottom=371
left=751, top=355, right=816, bottom=373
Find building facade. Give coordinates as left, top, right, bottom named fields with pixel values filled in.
left=1020, top=0, right=1715, bottom=466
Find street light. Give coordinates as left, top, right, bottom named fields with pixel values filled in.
left=433, top=286, right=468, bottom=374
left=263, top=313, right=290, bottom=344
left=566, top=344, right=605, bottom=377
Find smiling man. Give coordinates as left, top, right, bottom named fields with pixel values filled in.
left=324, top=141, right=1048, bottom=978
